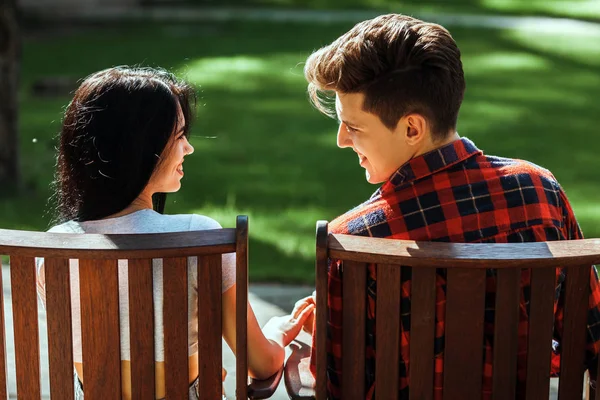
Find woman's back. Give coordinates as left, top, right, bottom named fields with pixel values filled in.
left=37, top=210, right=235, bottom=399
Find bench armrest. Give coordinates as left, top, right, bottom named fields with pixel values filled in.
left=248, top=367, right=284, bottom=400
left=284, top=340, right=316, bottom=400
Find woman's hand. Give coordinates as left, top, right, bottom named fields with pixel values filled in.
left=262, top=301, right=315, bottom=347
left=293, top=291, right=316, bottom=333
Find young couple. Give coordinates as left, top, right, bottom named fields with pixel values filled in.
left=37, top=13, right=600, bottom=400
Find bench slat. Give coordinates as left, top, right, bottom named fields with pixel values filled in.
left=443, top=268, right=485, bottom=398
left=342, top=260, right=366, bottom=400
left=526, top=267, right=555, bottom=400
left=410, top=267, right=436, bottom=400
left=163, top=257, right=189, bottom=399
left=236, top=216, right=249, bottom=400
left=198, top=254, right=222, bottom=398
left=10, top=256, right=41, bottom=399
left=315, top=221, right=328, bottom=400
left=375, top=263, right=401, bottom=400
left=0, top=256, right=8, bottom=400
left=128, top=258, right=155, bottom=399
left=45, top=257, right=74, bottom=400
left=558, top=264, right=589, bottom=399
left=80, top=258, right=121, bottom=399
left=492, top=268, right=521, bottom=400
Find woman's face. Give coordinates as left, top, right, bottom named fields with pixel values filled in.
left=147, top=104, right=194, bottom=194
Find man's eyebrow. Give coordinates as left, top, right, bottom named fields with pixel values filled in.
left=341, top=119, right=361, bottom=128
left=335, top=111, right=360, bottom=128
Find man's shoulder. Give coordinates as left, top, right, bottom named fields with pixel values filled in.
left=479, top=154, right=557, bottom=183
left=330, top=197, right=392, bottom=237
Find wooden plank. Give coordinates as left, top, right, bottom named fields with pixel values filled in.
left=198, top=254, right=222, bottom=398
left=80, top=258, right=121, bottom=399
left=596, top=354, right=600, bottom=400
left=342, top=260, right=367, bottom=400
left=0, top=254, right=7, bottom=400
left=128, top=258, right=155, bottom=399
left=10, top=256, right=41, bottom=399
left=328, top=235, right=600, bottom=269
left=0, top=228, right=236, bottom=259
left=283, top=338, right=316, bottom=399
left=315, top=221, right=328, bottom=400
left=525, top=267, right=555, bottom=400
left=163, top=256, right=189, bottom=399
left=45, top=257, right=74, bottom=400
left=410, top=267, right=436, bottom=400
left=558, top=264, right=589, bottom=399
left=236, top=215, right=249, bottom=399
left=443, top=268, right=486, bottom=398
left=492, top=268, right=521, bottom=400
left=375, top=263, right=401, bottom=400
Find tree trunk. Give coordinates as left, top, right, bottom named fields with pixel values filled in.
left=0, top=0, right=21, bottom=193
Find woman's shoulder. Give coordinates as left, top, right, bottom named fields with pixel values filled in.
left=185, top=214, right=223, bottom=231
left=148, top=212, right=223, bottom=231
left=47, top=220, right=84, bottom=233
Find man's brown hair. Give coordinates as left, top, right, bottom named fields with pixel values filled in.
left=305, top=14, right=465, bottom=140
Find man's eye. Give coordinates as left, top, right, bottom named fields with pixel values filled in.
left=346, top=125, right=357, bottom=133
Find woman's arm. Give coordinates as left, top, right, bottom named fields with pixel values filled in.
left=221, top=284, right=314, bottom=380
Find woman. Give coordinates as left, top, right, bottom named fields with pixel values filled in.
left=36, top=66, right=314, bottom=399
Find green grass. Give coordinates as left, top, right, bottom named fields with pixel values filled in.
left=194, top=0, right=600, bottom=22
left=6, top=20, right=600, bottom=283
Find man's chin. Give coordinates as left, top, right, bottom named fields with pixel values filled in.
left=365, top=170, right=385, bottom=185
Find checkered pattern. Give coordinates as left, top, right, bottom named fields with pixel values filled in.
left=310, top=137, right=600, bottom=399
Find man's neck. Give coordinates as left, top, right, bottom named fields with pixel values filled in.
left=414, top=131, right=461, bottom=159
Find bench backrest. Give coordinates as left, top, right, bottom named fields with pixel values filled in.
left=313, top=220, right=600, bottom=400
left=0, top=215, right=250, bottom=399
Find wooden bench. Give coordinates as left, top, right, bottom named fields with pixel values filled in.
left=284, top=220, right=600, bottom=399
left=0, top=215, right=280, bottom=399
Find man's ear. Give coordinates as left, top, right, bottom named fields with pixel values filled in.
left=401, top=113, right=428, bottom=146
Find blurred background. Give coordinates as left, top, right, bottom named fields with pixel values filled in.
left=1, top=0, right=599, bottom=284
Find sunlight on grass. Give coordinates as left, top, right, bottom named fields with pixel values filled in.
left=464, top=52, right=550, bottom=71
left=180, top=54, right=306, bottom=91
left=482, top=0, right=600, bottom=20
left=505, top=29, right=600, bottom=66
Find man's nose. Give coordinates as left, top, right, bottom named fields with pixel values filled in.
left=337, top=123, right=352, bottom=149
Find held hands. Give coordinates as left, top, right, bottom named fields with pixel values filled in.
left=262, top=296, right=316, bottom=348
left=294, top=291, right=316, bottom=334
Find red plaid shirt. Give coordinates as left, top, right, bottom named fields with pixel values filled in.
left=310, top=137, right=600, bottom=399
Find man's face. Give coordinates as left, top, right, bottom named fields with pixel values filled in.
left=335, top=92, right=414, bottom=184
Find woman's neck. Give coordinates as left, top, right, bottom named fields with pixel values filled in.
left=103, top=192, right=154, bottom=220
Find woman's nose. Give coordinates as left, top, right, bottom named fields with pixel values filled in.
left=186, top=138, right=194, bottom=155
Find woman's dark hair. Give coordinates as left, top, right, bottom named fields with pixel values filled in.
left=52, top=66, right=195, bottom=223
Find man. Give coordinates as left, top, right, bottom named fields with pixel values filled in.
left=302, top=13, right=600, bottom=399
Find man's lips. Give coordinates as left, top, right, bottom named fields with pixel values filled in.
left=357, top=153, right=367, bottom=166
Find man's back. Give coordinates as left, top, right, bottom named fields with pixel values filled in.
left=324, top=137, right=600, bottom=399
